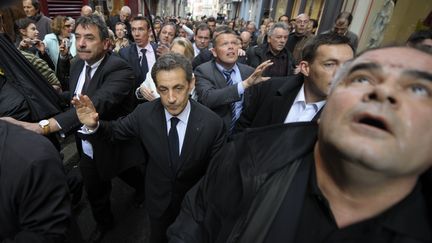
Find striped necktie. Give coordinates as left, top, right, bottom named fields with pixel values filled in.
left=222, top=69, right=238, bottom=133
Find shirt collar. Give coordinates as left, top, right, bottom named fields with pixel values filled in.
left=85, top=55, right=105, bottom=70
left=136, top=42, right=154, bottom=56
left=164, top=100, right=191, bottom=125
left=293, top=84, right=326, bottom=110
left=215, top=62, right=239, bottom=75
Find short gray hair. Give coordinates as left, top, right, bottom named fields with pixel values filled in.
left=268, top=22, right=289, bottom=37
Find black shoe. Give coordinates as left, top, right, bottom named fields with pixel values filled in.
left=88, top=224, right=113, bottom=243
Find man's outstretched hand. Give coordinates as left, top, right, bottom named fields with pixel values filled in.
left=71, top=94, right=99, bottom=130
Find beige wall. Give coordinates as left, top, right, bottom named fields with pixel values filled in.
left=381, top=0, right=432, bottom=45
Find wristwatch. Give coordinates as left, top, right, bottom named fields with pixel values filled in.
left=38, top=119, right=50, bottom=135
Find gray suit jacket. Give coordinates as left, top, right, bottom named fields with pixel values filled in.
left=195, top=60, right=254, bottom=129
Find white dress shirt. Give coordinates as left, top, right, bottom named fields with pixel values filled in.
left=76, top=57, right=105, bottom=158
left=284, top=84, right=326, bottom=123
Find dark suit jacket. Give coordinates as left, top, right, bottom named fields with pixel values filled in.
left=168, top=122, right=319, bottom=242
left=235, top=75, right=305, bottom=133
left=118, top=43, right=158, bottom=90
left=195, top=60, right=254, bottom=129
left=55, top=53, right=144, bottom=179
left=0, top=121, right=70, bottom=243
left=96, top=99, right=226, bottom=218
left=246, top=43, right=295, bottom=76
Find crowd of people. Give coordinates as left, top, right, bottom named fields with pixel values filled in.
left=0, top=0, right=432, bottom=242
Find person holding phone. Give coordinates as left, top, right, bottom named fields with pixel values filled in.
left=43, top=15, right=76, bottom=91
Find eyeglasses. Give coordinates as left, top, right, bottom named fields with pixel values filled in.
left=64, top=25, right=72, bottom=28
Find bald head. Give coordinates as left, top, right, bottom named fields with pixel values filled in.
left=240, top=31, right=252, bottom=50
left=120, top=6, right=131, bottom=22
left=81, top=5, right=93, bottom=17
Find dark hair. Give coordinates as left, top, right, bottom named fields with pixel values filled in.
left=130, top=16, right=151, bottom=29
left=160, top=22, right=178, bottom=36
left=30, top=0, right=40, bottom=11
left=15, top=18, right=35, bottom=35
left=278, top=14, right=289, bottom=21
left=335, top=11, right=353, bottom=26
left=194, top=23, right=211, bottom=36
left=207, top=16, right=216, bottom=23
left=407, top=30, right=432, bottom=46
left=75, top=15, right=109, bottom=40
left=302, top=33, right=354, bottom=63
left=212, top=28, right=237, bottom=47
left=151, top=53, right=193, bottom=85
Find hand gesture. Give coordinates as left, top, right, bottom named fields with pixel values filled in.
left=71, top=94, right=99, bottom=129
left=242, top=59, right=273, bottom=89
left=33, top=39, right=46, bottom=54
left=139, top=86, right=157, bottom=101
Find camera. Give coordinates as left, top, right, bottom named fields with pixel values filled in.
left=62, top=38, right=70, bottom=48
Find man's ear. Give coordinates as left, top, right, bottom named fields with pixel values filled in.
left=189, top=74, right=196, bottom=93
left=210, top=47, right=217, bottom=58
left=299, top=60, right=310, bottom=77
left=102, top=38, right=110, bottom=50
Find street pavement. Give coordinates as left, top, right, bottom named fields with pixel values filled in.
left=61, top=137, right=150, bottom=243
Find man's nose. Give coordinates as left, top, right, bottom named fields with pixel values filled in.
left=364, top=84, right=399, bottom=107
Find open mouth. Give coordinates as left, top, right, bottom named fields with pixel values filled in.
left=355, top=114, right=391, bottom=133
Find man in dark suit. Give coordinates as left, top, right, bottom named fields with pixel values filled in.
left=1, top=15, right=146, bottom=242
left=0, top=120, right=70, bottom=243
left=168, top=46, right=432, bottom=243
left=246, top=22, right=296, bottom=77
left=118, top=16, right=157, bottom=93
left=195, top=29, right=273, bottom=133
left=235, top=33, right=354, bottom=133
left=72, top=53, right=226, bottom=243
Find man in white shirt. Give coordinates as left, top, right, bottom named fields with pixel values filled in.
left=119, top=16, right=157, bottom=92
left=235, top=33, right=354, bottom=133
left=193, top=23, right=211, bottom=57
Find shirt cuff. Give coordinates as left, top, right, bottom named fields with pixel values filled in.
left=79, top=122, right=100, bottom=134
left=237, top=82, right=245, bottom=95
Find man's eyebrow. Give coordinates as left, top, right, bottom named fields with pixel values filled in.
left=404, top=70, right=432, bottom=82
left=348, top=62, right=382, bottom=74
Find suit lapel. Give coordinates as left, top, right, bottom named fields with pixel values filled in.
left=153, top=102, right=172, bottom=168
left=178, top=101, right=203, bottom=172
left=69, top=60, right=84, bottom=95
left=271, top=77, right=303, bottom=123
left=85, top=54, right=110, bottom=95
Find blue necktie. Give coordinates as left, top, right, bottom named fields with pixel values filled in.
left=222, top=69, right=238, bottom=133
left=140, top=49, right=148, bottom=77
left=168, top=117, right=180, bottom=171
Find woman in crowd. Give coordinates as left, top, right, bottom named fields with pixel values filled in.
left=137, top=37, right=196, bottom=101
left=43, top=15, right=76, bottom=91
left=15, top=18, right=54, bottom=70
left=113, top=22, right=130, bottom=53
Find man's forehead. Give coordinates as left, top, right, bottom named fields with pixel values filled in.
left=355, top=47, right=432, bottom=71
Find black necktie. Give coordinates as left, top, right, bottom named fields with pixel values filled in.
left=222, top=69, right=237, bottom=133
left=168, top=117, right=180, bottom=171
left=82, top=65, right=92, bottom=94
left=140, top=49, right=149, bottom=77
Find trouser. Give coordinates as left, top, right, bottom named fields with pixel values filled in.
left=149, top=193, right=183, bottom=243
left=79, top=154, right=145, bottom=228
